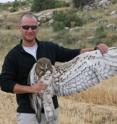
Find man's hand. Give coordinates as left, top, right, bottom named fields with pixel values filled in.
left=31, top=80, right=47, bottom=93
left=80, top=43, right=108, bottom=54
left=96, top=43, right=108, bottom=54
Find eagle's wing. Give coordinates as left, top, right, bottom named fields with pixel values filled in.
left=28, top=48, right=117, bottom=122
left=53, top=47, right=117, bottom=96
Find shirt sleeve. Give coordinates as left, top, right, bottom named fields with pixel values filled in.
left=54, top=44, right=81, bottom=62
left=0, top=53, right=17, bottom=93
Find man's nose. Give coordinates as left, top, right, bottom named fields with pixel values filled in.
left=28, top=28, right=33, bottom=31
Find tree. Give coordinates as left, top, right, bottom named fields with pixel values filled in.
left=31, top=0, right=56, bottom=12
left=10, top=0, right=19, bottom=12
left=72, top=0, right=95, bottom=9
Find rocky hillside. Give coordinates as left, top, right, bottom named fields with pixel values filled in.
left=0, top=1, right=116, bottom=50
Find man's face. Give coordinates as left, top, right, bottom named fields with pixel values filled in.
left=19, top=16, right=38, bottom=42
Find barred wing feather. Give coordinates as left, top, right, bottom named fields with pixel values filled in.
left=53, top=47, right=117, bottom=96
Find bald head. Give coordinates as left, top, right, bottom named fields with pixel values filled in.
left=19, top=12, right=38, bottom=25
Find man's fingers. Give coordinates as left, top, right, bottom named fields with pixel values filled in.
left=32, top=81, right=48, bottom=93
left=96, top=44, right=108, bottom=54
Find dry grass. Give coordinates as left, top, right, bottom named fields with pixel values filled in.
left=0, top=91, right=16, bottom=124
left=59, top=97, right=117, bottom=124
left=0, top=77, right=117, bottom=124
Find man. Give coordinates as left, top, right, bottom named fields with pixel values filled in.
left=0, top=13, right=108, bottom=124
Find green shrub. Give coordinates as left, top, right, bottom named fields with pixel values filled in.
left=53, top=21, right=65, bottom=31
left=104, top=40, right=113, bottom=46
left=95, top=26, right=107, bottom=38
left=0, top=0, right=31, bottom=12
left=54, top=30, right=77, bottom=45
left=52, top=10, right=84, bottom=31
left=31, top=0, right=53, bottom=12
left=65, top=12, right=84, bottom=27
left=89, top=37, right=100, bottom=45
left=10, top=0, right=19, bottom=12
left=72, top=0, right=95, bottom=8
left=54, top=1, right=70, bottom=8
left=53, top=11, right=67, bottom=22
left=0, top=2, right=12, bottom=11
left=89, top=25, right=110, bottom=46
left=31, top=0, right=69, bottom=12
left=10, top=6, right=18, bottom=12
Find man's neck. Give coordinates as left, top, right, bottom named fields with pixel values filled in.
left=22, top=40, right=36, bottom=47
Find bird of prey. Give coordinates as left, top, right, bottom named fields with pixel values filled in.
left=28, top=47, right=117, bottom=123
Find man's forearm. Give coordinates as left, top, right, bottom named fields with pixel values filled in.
left=13, top=81, right=47, bottom=94
left=13, top=84, right=33, bottom=94
left=80, top=48, right=94, bottom=54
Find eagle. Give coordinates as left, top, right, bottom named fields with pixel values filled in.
left=28, top=47, right=117, bottom=123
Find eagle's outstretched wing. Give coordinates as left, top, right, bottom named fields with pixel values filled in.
left=28, top=47, right=117, bottom=123
left=53, top=47, right=117, bottom=96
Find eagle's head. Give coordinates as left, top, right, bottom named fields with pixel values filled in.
left=35, top=57, right=53, bottom=79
